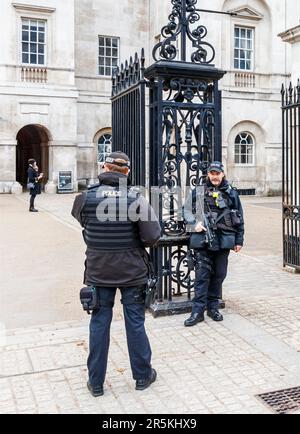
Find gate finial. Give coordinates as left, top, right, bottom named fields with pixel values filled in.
left=152, top=0, right=215, bottom=64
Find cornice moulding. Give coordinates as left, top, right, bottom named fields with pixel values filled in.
left=12, top=3, right=56, bottom=14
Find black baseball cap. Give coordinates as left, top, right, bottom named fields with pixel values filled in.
left=208, top=161, right=224, bottom=173
left=105, top=151, right=130, bottom=168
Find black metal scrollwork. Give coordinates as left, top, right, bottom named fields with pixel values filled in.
left=152, top=0, right=215, bottom=64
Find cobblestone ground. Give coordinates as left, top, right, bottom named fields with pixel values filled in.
left=0, top=194, right=300, bottom=414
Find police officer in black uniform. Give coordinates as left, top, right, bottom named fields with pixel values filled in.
left=184, top=161, right=244, bottom=326
left=27, top=159, right=43, bottom=212
left=71, top=151, right=161, bottom=397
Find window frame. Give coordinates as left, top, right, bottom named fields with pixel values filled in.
left=233, top=26, right=255, bottom=72
left=98, top=35, right=120, bottom=78
left=234, top=132, right=255, bottom=167
left=98, top=133, right=112, bottom=164
left=21, top=18, right=47, bottom=66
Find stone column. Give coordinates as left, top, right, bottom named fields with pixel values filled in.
left=0, top=140, right=22, bottom=194
left=279, top=25, right=300, bottom=84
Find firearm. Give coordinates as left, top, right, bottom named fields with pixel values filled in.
left=198, top=185, right=216, bottom=249
left=202, top=211, right=216, bottom=249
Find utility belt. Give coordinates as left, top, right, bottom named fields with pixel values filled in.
left=79, top=252, right=158, bottom=314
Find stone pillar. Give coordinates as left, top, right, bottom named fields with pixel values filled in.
left=279, top=25, right=300, bottom=84
left=0, top=140, right=22, bottom=194
left=45, top=141, right=78, bottom=194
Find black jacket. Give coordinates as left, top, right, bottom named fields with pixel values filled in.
left=71, top=172, right=161, bottom=287
left=184, top=179, right=244, bottom=250
left=27, top=166, right=41, bottom=195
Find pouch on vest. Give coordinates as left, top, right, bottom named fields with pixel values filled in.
left=230, top=210, right=242, bottom=227
left=189, top=232, right=207, bottom=250
left=219, top=229, right=236, bottom=250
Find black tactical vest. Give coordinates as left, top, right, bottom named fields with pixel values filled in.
left=204, top=185, right=235, bottom=231
left=81, top=185, right=143, bottom=250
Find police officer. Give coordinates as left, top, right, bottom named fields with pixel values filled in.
left=71, top=151, right=161, bottom=397
left=183, top=161, right=244, bottom=326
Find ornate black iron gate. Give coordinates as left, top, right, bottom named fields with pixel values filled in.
left=112, top=0, right=226, bottom=314
left=282, top=82, right=300, bottom=271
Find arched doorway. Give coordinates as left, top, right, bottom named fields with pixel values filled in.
left=16, top=125, right=50, bottom=188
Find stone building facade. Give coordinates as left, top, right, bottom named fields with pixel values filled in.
left=0, top=0, right=298, bottom=194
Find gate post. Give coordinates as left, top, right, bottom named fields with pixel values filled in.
left=144, top=0, right=226, bottom=316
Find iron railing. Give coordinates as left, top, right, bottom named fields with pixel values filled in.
left=281, top=81, right=300, bottom=271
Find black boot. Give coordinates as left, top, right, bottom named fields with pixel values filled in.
left=29, top=208, right=39, bottom=212
left=207, top=309, right=223, bottom=322
left=184, top=312, right=204, bottom=327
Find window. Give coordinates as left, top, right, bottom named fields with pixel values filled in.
left=98, top=134, right=112, bottom=163
left=234, top=27, right=253, bottom=71
left=98, top=36, right=119, bottom=77
left=235, top=133, right=254, bottom=165
left=22, top=19, right=46, bottom=65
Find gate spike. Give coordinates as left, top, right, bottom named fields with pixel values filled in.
left=297, top=78, right=300, bottom=103
left=289, top=81, right=293, bottom=104
left=281, top=83, right=285, bottom=105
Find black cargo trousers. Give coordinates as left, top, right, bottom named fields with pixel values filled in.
left=192, top=248, right=230, bottom=314
left=88, top=286, right=152, bottom=388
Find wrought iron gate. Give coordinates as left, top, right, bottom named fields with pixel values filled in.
left=282, top=82, right=300, bottom=271
left=111, top=0, right=226, bottom=314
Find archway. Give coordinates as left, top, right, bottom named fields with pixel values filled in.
left=16, top=125, right=50, bottom=188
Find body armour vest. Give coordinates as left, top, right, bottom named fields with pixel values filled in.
left=204, top=185, right=235, bottom=231
left=81, top=185, right=143, bottom=250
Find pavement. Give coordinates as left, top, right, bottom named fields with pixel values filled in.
left=0, top=193, right=300, bottom=414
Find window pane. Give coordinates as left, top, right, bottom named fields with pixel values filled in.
left=38, top=22, right=45, bottom=30
left=22, top=31, right=29, bottom=41
left=30, top=22, right=37, bottom=31
left=240, top=50, right=245, bottom=59
left=246, top=60, right=251, bottom=70
left=99, top=47, right=104, bottom=56
left=105, top=38, right=111, bottom=47
left=22, top=43, right=29, bottom=52
left=30, top=54, right=37, bottom=64
left=241, top=39, right=246, bottom=49
left=22, top=53, right=29, bottom=63
left=38, top=32, right=45, bottom=43
left=105, top=67, right=111, bottom=76
left=99, top=67, right=105, bottom=75
left=99, top=37, right=104, bottom=46
left=234, top=59, right=239, bottom=69
left=106, top=58, right=111, bottom=66
left=99, top=57, right=104, bottom=65
left=247, top=29, right=252, bottom=39
left=234, top=28, right=239, bottom=37
left=30, top=32, right=37, bottom=42
left=22, top=20, right=29, bottom=29
left=241, top=154, right=247, bottom=164
left=30, top=44, right=37, bottom=54
left=112, top=48, right=118, bottom=57
left=106, top=47, right=111, bottom=56
left=241, top=28, right=246, bottom=38
left=112, top=58, right=118, bottom=66
left=38, top=55, right=44, bottom=65
left=112, top=38, right=118, bottom=48
left=247, top=39, right=252, bottom=49
left=38, top=44, right=44, bottom=54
